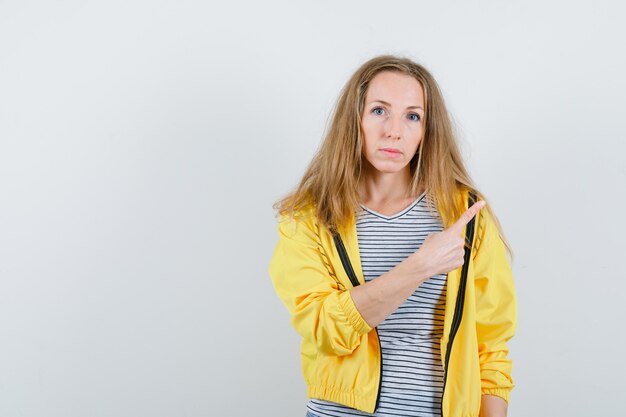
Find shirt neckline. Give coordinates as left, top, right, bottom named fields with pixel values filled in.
left=359, top=190, right=427, bottom=220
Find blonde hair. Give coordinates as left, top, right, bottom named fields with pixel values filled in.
left=272, top=54, right=514, bottom=262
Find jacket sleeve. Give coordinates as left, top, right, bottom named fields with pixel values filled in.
left=268, top=213, right=372, bottom=356
left=472, top=209, right=518, bottom=404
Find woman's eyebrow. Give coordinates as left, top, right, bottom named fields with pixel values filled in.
left=369, top=99, right=423, bottom=110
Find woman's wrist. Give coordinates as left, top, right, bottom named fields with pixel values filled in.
left=395, top=251, right=432, bottom=286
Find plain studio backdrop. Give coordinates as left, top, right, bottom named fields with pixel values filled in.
left=1, top=1, right=625, bottom=416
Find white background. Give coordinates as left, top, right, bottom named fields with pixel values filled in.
left=1, top=1, right=625, bottom=416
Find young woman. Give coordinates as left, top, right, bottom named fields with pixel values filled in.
left=268, top=55, right=517, bottom=417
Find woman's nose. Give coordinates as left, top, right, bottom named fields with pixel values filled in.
left=385, top=116, right=401, bottom=139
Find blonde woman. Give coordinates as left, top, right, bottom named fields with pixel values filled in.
left=268, top=55, right=517, bottom=417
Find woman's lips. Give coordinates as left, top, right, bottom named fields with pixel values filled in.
left=380, top=148, right=402, bottom=158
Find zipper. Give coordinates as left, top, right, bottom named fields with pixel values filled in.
left=439, top=191, right=477, bottom=417
left=332, top=231, right=383, bottom=412
left=333, top=232, right=360, bottom=288
left=373, top=328, right=383, bottom=412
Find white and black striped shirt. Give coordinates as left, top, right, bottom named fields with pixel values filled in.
left=307, top=190, right=446, bottom=417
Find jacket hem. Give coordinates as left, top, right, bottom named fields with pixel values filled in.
left=307, top=384, right=375, bottom=413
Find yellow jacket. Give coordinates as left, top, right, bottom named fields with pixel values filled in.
left=268, top=189, right=517, bottom=416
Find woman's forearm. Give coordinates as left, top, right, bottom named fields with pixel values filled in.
left=349, top=212, right=480, bottom=329
left=348, top=255, right=429, bottom=328
left=479, top=394, right=508, bottom=417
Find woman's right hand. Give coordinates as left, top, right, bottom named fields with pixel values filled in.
left=403, top=200, right=486, bottom=279
left=349, top=199, right=487, bottom=329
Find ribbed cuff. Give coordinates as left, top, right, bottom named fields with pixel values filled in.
left=481, top=387, right=511, bottom=404
left=339, top=290, right=372, bottom=336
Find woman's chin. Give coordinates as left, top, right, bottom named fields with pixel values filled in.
left=370, top=162, right=409, bottom=174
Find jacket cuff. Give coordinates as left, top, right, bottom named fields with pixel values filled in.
left=481, top=387, right=511, bottom=404
left=339, top=290, right=372, bottom=336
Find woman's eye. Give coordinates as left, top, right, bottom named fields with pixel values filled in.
left=372, top=107, right=385, bottom=116
left=372, top=107, right=421, bottom=122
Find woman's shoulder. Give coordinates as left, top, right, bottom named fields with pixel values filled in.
left=274, top=202, right=319, bottom=241
left=276, top=200, right=317, bottom=222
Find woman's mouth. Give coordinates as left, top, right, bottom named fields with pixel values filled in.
left=380, top=148, right=402, bottom=158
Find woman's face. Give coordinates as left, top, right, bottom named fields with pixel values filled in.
left=360, top=71, right=425, bottom=175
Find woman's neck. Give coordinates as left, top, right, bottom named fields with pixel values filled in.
left=359, top=164, right=415, bottom=204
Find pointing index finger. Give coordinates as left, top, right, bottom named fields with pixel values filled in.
left=447, top=200, right=486, bottom=234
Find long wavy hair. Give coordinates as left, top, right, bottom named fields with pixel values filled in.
left=272, top=54, right=514, bottom=262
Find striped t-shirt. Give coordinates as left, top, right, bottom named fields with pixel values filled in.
left=306, top=190, right=447, bottom=417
